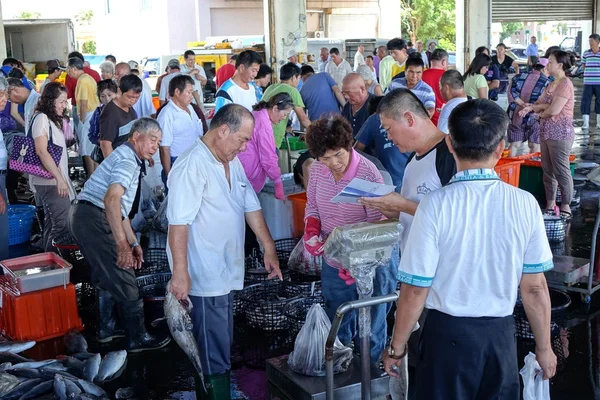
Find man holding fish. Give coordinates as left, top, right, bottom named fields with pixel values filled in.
left=167, top=104, right=282, bottom=400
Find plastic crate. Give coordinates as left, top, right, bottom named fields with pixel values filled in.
left=137, top=248, right=171, bottom=276
left=513, top=289, right=570, bottom=339
left=240, top=281, right=303, bottom=331
left=8, top=205, right=36, bottom=245
left=543, top=211, right=569, bottom=243
left=288, top=192, right=307, bottom=238
left=273, top=238, right=301, bottom=270
left=280, top=137, right=307, bottom=151
left=494, top=159, right=524, bottom=187
left=0, top=283, right=83, bottom=341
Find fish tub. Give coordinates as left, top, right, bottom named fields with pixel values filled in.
left=0, top=253, right=72, bottom=295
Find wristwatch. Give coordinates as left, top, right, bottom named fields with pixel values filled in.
left=131, top=242, right=140, bottom=250
left=387, top=343, right=408, bottom=360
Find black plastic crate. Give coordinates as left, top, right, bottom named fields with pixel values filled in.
left=240, top=281, right=303, bottom=331
left=513, top=289, right=571, bottom=340
left=137, top=248, right=171, bottom=276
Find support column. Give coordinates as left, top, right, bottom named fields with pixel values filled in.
left=379, top=0, right=402, bottom=39
left=0, top=2, right=6, bottom=61
left=455, top=0, right=491, bottom=73
left=264, top=0, right=307, bottom=80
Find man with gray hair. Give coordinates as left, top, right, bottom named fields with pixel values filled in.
left=70, top=117, right=170, bottom=353
left=0, top=76, right=9, bottom=261
left=318, top=47, right=330, bottom=73
left=167, top=104, right=281, bottom=399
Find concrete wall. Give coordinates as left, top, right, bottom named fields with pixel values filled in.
left=378, top=0, right=401, bottom=39
left=167, top=0, right=199, bottom=53
left=0, top=4, right=6, bottom=61
left=198, top=0, right=265, bottom=39
left=5, top=22, right=71, bottom=62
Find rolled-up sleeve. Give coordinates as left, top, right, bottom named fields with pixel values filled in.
left=304, top=162, right=321, bottom=221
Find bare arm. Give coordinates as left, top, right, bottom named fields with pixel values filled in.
left=160, top=147, right=172, bottom=178
left=332, top=85, right=346, bottom=107
left=294, top=106, right=311, bottom=131
left=10, top=103, right=25, bottom=127
left=246, top=210, right=282, bottom=280
left=168, top=225, right=191, bottom=300
left=540, top=96, right=569, bottom=118
left=34, top=134, right=69, bottom=198
left=79, top=100, right=88, bottom=122
left=488, top=79, right=500, bottom=90
left=477, top=87, right=488, bottom=99
left=512, top=61, right=520, bottom=75
left=100, top=140, right=113, bottom=159
left=374, top=84, right=384, bottom=97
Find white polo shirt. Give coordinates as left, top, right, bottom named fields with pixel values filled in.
left=166, top=138, right=261, bottom=297
left=24, top=91, right=41, bottom=131
left=399, top=139, right=456, bottom=252
left=157, top=101, right=204, bottom=157
left=398, top=169, right=554, bottom=318
left=158, top=71, right=182, bottom=102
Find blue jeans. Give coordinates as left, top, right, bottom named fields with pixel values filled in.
left=581, top=85, right=600, bottom=115
left=160, top=156, right=178, bottom=195
left=321, top=255, right=398, bottom=365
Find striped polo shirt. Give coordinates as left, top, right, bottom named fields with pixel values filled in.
left=583, top=49, right=600, bottom=85
left=78, top=142, right=142, bottom=218
left=305, top=149, right=385, bottom=236
left=387, top=78, right=436, bottom=111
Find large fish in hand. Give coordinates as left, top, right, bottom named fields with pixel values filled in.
left=164, top=289, right=205, bottom=392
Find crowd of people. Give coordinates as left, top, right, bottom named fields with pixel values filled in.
left=0, top=32, right=585, bottom=398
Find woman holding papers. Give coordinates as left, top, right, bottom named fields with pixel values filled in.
left=303, top=115, right=398, bottom=365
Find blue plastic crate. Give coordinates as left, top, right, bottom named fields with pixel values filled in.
left=8, top=205, right=36, bottom=246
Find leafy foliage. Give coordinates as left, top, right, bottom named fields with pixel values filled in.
left=401, top=0, right=456, bottom=51
left=82, top=41, right=97, bottom=55
left=500, top=22, right=524, bottom=41
left=15, top=11, right=41, bottom=19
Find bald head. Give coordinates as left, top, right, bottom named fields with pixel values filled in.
left=342, top=73, right=369, bottom=106
left=115, top=62, right=131, bottom=83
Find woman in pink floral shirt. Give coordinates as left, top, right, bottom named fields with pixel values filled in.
left=520, top=50, right=576, bottom=214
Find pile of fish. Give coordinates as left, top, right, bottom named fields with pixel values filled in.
left=0, top=330, right=128, bottom=400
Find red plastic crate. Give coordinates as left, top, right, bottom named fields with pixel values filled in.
left=495, top=159, right=524, bottom=187
left=0, top=284, right=83, bottom=341
left=502, top=151, right=576, bottom=167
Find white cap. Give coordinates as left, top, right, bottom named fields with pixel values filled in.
left=287, top=49, right=298, bottom=59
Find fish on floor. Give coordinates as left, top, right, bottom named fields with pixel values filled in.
left=64, top=330, right=88, bottom=355
left=95, top=350, right=127, bottom=383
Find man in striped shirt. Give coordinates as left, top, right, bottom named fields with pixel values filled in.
left=387, top=56, right=436, bottom=117
left=581, top=33, right=600, bottom=129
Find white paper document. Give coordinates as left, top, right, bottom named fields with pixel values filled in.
left=330, top=178, right=396, bottom=204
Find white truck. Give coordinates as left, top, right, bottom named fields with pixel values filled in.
left=4, top=19, right=75, bottom=64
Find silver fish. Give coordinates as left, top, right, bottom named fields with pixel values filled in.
left=115, top=387, right=134, bottom=399
left=77, top=379, right=106, bottom=397
left=16, top=379, right=53, bottom=400
left=64, top=378, right=82, bottom=398
left=3, top=379, right=44, bottom=400
left=5, top=368, right=45, bottom=379
left=0, top=362, right=12, bottom=371
left=72, top=352, right=96, bottom=361
left=9, top=360, right=58, bottom=370
left=164, top=290, right=206, bottom=391
left=54, top=374, right=67, bottom=400
left=64, top=331, right=88, bottom=355
left=0, top=372, right=20, bottom=395
left=57, top=355, right=85, bottom=371
left=95, top=350, right=127, bottom=383
left=82, top=353, right=101, bottom=383
left=39, top=367, right=79, bottom=381
left=0, top=341, right=35, bottom=354
left=0, top=353, right=31, bottom=364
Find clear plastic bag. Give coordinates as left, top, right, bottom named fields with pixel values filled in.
left=520, top=352, right=550, bottom=400
left=288, top=303, right=353, bottom=376
left=152, top=196, right=169, bottom=233
left=288, top=240, right=322, bottom=275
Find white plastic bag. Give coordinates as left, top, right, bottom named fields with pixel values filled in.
left=288, top=304, right=353, bottom=376
left=520, top=352, right=550, bottom=400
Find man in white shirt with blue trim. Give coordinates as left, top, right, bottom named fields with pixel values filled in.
left=382, top=99, right=556, bottom=399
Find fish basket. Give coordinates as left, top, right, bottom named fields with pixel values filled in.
left=146, top=230, right=167, bottom=249
left=137, top=248, right=171, bottom=276
left=240, top=281, right=303, bottom=331
left=556, top=187, right=581, bottom=207
left=273, top=238, right=301, bottom=270
left=513, top=289, right=571, bottom=340
left=288, top=271, right=322, bottom=297
left=283, top=296, right=325, bottom=335
left=246, top=268, right=291, bottom=283
left=8, top=205, right=36, bottom=245
left=543, top=212, right=569, bottom=243
left=52, top=233, right=89, bottom=283
left=136, top=273, right=171, bottom=302
left=233, top=290, right=245, bottom=318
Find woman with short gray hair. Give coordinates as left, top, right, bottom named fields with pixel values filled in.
left=0, top=76, right=9, bottom=260
left=99, top=61, right=115, bottom=81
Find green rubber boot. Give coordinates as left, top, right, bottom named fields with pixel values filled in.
left=196, top=371, right=231, bottom=400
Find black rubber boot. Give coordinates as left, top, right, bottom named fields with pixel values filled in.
left=96, top=290, right=126, bottom=343
left=196, top=371, right=231, bottom=400
left=119, top=299, right=171, bottom=353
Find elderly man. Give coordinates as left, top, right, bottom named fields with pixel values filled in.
left=354, top=45, right=366, bottom=71
left=159, top=60, right=183, bottom=107
left=262, top=63, right=311, bottom=148
left=422, top=49, right=449, bottom=124
left=40, top=59, right=66, bottom=93
left=388, top=56, right=436, bottom=117
left=114, top=62, right=154, bottom=119
left=381, top=99, right=556, bottom=399
left=359, top=89, right=456, bottom=399
left=215, top=50, right=262, bottom=112
left=157, top=75, right=204, bottom=190
left=341, top=73, right=372, bottom=137
left=286, top=49, right=303, bottom=69
left=7, top=77, right=40, bottom=129
left=326, top=48, right=353, bottom=87
left=67, top=57, right=99, bottom=174
left=438, top=70, right=468, bottom=134
left=99, top=75, right=142, bottom=160
left=70, top=118, right=170, bottom=352
left=0, top=77, right=8, bottom=261
left=416, top=40, right=429, bottom=67
left=318, top=47, right=330, bottom=73
left=181, top=50, right=207, bottom=109
left=300, top=65, right=345, bottom=121
left=167, top=104, right=281, bottom=399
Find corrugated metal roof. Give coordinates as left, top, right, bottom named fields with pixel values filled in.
left=492, top=0, right=594, bottom=22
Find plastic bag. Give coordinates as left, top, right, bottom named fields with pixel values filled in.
left=288, top=240, right=322, bottom=275
left=288, top=303, right=353, bottom=376
left=520, top=352, right=550, bottom=400
left=152, top=196, right=169, bottom=233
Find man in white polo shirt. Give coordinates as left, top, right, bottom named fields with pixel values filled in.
left=157, top=74, right=204, bottom=192
left=167, top=104, right=282, bottom=400
left=381, top=99, right=556, bottom=398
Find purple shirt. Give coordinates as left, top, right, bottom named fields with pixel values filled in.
left=373, top=56, right=381, bottom=77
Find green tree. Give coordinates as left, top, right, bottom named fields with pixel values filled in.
left=400, top=0, right=456, bottom=50
left=15, top=11, right=41, bottom=19
left=75, top=10, right=94, bottom=25
left=556, top=23, right=568, bottom=36
left=82, top=41, right=96, bottom=55
left=500, top=22, right=524, bottom=42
